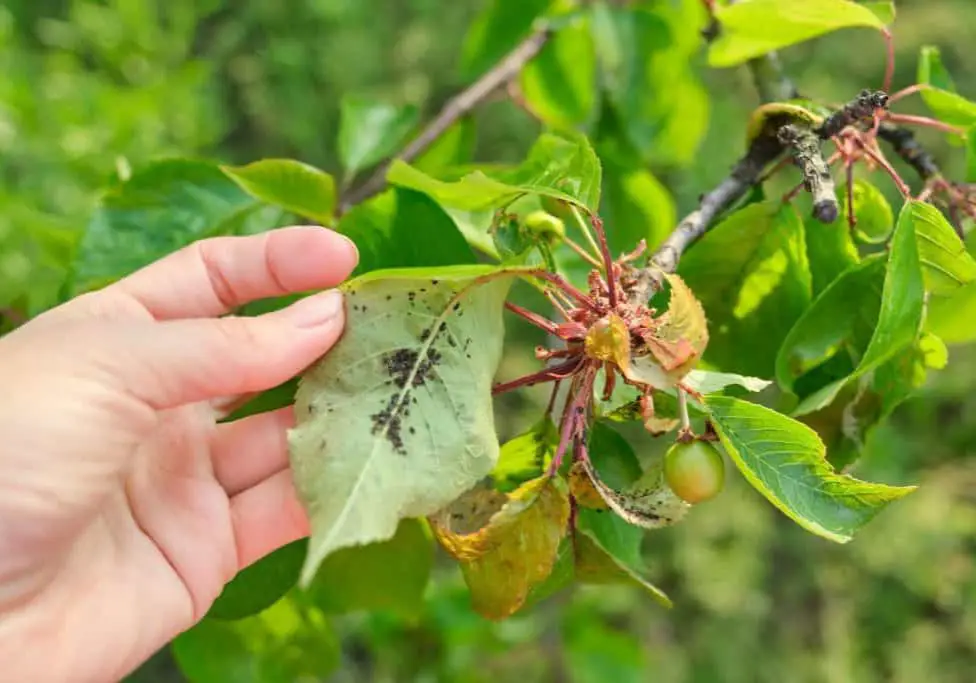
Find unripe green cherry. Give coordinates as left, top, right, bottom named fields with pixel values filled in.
left=663, top=439, right=725, bottom=504
left=524, top=210, right=565, bottom=242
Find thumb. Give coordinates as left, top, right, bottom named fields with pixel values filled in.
left=89, top=289, right=347, bottom=410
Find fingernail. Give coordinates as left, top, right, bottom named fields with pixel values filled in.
left=288, top=290, right=344, bottom=328
left=339, top=233, right=359, bottom=261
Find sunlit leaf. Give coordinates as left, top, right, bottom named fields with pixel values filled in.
left=927, top=281, right=976, bottom=344
left=387, top=131, right=601, bottom=217
left=520, top=16, right=597, bottom=128
left=857, top=202, right=926, bottom=374
left=460, top=0, right=552, bottom=80
left=490, top=418, right=558, bottom=492
left=682, top=370, right=772, bottom=395
left=846, top=179, right=893, bottom=244
left=598, top=153, right=677, bottom=255
left=288, top=265, right=526, bottom=585
left=338, top=97, right=419, bottom=178
left=704, top=395, right=915, bottom=543
left=679, top=200, right=811, bottom=378
left=709, top=0, right=885, bottom=68
left=221, top=159, right=337, bottom=224
left=430, top=476, right=570, bottom=619
left=591, top=4, right=708, bottom=165
left=908, top=200, right=976, bottom=296
left=917, top=46, right=976, bottom=128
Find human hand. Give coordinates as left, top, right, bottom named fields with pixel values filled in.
left=0, top=226, right=358, bottom=682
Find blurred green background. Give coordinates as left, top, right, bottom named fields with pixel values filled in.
left=2, top=0, right=976, bottom=681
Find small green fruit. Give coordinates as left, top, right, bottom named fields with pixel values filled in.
left=663, top=440, right=725, bottom=504
left=523, top=210, right=565, bottom=242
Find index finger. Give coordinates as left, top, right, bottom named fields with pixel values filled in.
left=110, top=226, right=359, bottom=320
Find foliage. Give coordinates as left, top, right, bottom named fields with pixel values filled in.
left=5, top=0, right=976, bottom=681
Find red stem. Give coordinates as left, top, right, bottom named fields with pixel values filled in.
left=884, top=113, right=966, bottom=135
left=547, top=368, right=595, bottom=477
left=504, top=300, right=559, bottom=335
left=858, top=139, right=912, bottom=197
left=887, top=83, right=929, bottom=105
left=589, top=215, right=618, bottom=309
left=882, top=28, right=895, bottom=94
left=528, top=270, right=600, bottom=312
left=492, top=356, right=583, bottom=395
left=846, top=161, right=857, bottom=230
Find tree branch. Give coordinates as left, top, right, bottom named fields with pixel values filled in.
left=778, top=124, right=839, bottom=223
left=876, top=122, right=941, bottom=181
left=339, top=27, right=552, bottom=213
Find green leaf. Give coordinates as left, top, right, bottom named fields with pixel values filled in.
left=414, top=118, right=477, bottom=174
left=309, top=518, right=433, bottom=617
left=776, top=255, right=886, bottom=397
left=519, top=16, right=597, bottom=129
left=847, top=179, right=893, bottom=244
left=857, top=202, right=926, bottom=374
left=704, top=395, right=915, bottom=543
left=917, top=46, right=976, bottom=128
left=526, top=427, right=671, bottom=608
left=337, top=188, right=477, bottom=275
left=805, top=204, right=860, bottom=297
left=338, top=97, right=420, bottom=178
left=220, top=159, right=337, bottom=224
left=73, top=159, right=262, bottom=292
left=574, top=508, right=671, bottom=607
left=172, top=592, right=339, bottom=683
left=682, top=370, right=772, bottom=395
left=287, top=265, right=524, bottom=585
left=860, top=1, right=896, bottom=24
left=387, top=131, right=601, bottom=214
left=708, top=0, right=885, bottom=68
left=908, top=200, right=976, bottom=296
left=967, top=125, right=976, bottom=183
left=573, top=422, right=690, bottom=529
left=490, top=418, right=559, bottom=492
left=207, top=540, right=306, bottom=620
left=679, top=201, right=811, bottom=379
left=927, top=281, right=976, bottom=344
left=591, top=4, right=708, bottom=166
left=598, top=152, right=676, bottom=256
left=460, top=0, right=552, bottom=80
left=430, top=476, right=570, bottom=619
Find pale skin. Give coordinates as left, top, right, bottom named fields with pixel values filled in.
left=0, top=226, right=359, bottom=683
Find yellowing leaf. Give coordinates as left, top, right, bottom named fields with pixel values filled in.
left=569, top=461, right=609, bottom=510
left=651, top=272, right=709, bottom=368
left=623, top=272, right=709, bottom=388
left=430, top=476, right=570, bottom=619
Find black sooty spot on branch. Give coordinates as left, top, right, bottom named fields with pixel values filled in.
left=452, top=302, right=461, bottom=312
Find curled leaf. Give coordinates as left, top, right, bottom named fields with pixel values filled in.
left=577, top=455, right=690, bottom=529
left=430, top=476, right=570, bottom=619
left=569, top=461, right=609, bottom=510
